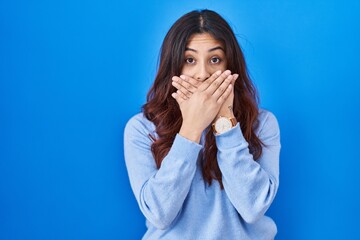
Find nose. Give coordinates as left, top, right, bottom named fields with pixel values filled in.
left=194, top=62, right=211, bottom=81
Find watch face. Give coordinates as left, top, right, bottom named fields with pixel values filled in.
left=215, top=117, right=232, bottom=133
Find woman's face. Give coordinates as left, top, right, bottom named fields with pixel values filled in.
left=181, top=33, right=227, bottom=81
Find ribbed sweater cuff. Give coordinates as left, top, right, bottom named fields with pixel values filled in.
left=215, top=123, right=247, bottom=150
left=167, top=134, right=203, bottom=162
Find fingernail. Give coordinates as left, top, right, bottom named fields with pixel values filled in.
left=234, top=74, right=239, bottom=79
left=215, top=70, right=221, bottom=76
left=180, top=75, right=186, bottom=80
left=224, top=70, right=231, bottom=75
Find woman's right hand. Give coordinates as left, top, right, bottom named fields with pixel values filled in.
left=171, top=70, right=234, bottom=143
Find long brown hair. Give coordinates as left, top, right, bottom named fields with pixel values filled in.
left=143, top=9, right=262, bottom=189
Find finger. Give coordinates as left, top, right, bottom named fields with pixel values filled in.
left=233, top=74, right=239, bottom=84
left=217, top=84, right=233, bottom=104
left=212, top=74, right=233, bottom=99
left=233, top=73, right=239, bottom=82
left=172, top=80, right=192, bottom=98
left=179, top=75, right=201, bottom=88
left=198, top=70, right=222, bottom=91
left=171, top=92, right=186, bottom=105
left=205, top=70, right=232, bottom=95
left=179, top=76, right=198, bottom=92
left=176, top=89, right=189, bottom=100
left=172, top=76, right=197, bottom=94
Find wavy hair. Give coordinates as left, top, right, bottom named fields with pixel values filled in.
left=143, top=9, right=263, bottom=189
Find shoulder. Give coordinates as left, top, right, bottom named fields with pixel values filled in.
left=124, top=112, right=156, bottom=140
left=258, top=109, right=279, bottom=128
left=257, top=108, right=281, bottom=145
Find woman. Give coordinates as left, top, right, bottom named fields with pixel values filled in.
left=124, top=9, right=281, bottom=239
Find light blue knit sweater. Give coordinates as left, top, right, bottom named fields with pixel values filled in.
left=124, top=109, right=281, bottom=239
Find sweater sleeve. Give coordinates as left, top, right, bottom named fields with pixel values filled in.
left=215, top=111, right=281, bottom=224
left=123, top=115, right=203, bottom=229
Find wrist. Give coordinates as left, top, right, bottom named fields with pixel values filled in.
left=216, top=112, right=235, bottom=120
left=216, top=107, right=235, bottom=120
left=179, top=125, right=202, bottom=143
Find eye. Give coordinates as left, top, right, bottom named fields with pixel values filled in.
left=185, top=57, right=195, bottom=64
left=210, top=57, right=221, bottom=64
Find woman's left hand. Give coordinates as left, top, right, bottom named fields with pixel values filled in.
left=172, top=73, right=239, bottom=117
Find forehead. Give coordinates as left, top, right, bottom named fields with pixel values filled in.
left=186, top=33, right=223, bottom=48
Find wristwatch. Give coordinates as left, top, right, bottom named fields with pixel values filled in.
left=212, top=116, right=237, bottom=135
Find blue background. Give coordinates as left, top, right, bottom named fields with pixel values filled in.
left=1, top=0, right=359, bottom=239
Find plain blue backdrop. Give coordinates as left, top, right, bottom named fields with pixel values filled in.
left=1, top=0, right=360, bottom=239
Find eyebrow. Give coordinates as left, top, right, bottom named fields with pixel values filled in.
left=185, top=46, right=225, bottom=53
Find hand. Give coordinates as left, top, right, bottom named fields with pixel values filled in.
left=171, top=75, right=202, bottom=101
left=171, top=70, right=234, bottom=142
left=172, top=71, right=239, bottom=118
left=217, top=73, right=239, bottom=118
